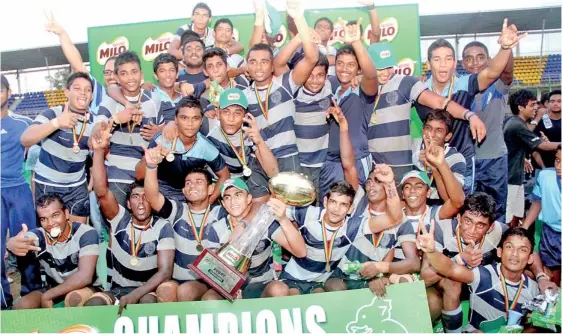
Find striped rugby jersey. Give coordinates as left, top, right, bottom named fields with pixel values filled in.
left=244, top=71, right=300, bottom=159
left=96, top=90, right=166, bottom=184
left=394, top=205, right=440, bottom=260
left=33, top=106, right=95, bottom=187
left=281, top=205, right=364, bottom=283
left=204, top=210, right=282, bottom=284
left=109, top=205, right=175, bottom=288
left=202, top=75, right=249, bottom=114
left=29, top=222, right=101, bottom=288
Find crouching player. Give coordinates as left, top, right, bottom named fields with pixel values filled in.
left=7, top=194, right=101, bottom=309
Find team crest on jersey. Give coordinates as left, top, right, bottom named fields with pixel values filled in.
left=385, top=91, right=399, bottom=106
left=144, top=242, right=156, bottom=255
left=319, top=98, right=331, bottom=110
left=71, top=252, right=79, bottom=265
left=255, top=240, right=268, bottom=253
left=270, top=90, right=282, bottom=105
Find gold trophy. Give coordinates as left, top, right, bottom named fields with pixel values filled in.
left=189, top=172, right=315, bottom=301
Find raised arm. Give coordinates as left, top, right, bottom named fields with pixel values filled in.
left=273, top=34, right=303, bottom=76
left=286, top=0, right=319, bottom=86
left=45, top=12, right=87, bottom=73
left=328, top=98, right=359, bottom=190
left=477, top=19, right=526, bottom=91
left=356, top=0, right=380, bottom=44
left=268, top=198, right=307, bottom=258
left=243, top=113, right=279, bottom=177
left=91, top=121, right=120, bottom=220
left=21, top=105, right=86, bottom=147
left=346, top=18, right=378, bottom=96
left=142, top=144, right=169, bottom=212
left=369, top=165, right=403, bottom=231
left=249, top=1, right=267, bottom=49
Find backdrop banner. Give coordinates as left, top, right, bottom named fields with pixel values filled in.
left=1, top=281, right=432, bottom=333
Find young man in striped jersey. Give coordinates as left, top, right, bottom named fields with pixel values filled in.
left=201, top=88, right=278, bottom=203
left=7, top=194, right=100, bottom=309
left=201, top=178, right=306, bottom=300
left=85, top=130, right=175, bottom=310
left=143, top=155, right=223, bottom=302
left=418, top=226, right=540, bottom=332
left=413, top=110, right=466, bottom=203
left=21, top=72, right=96, bottom=224
left=244, top=0, right=318, bottom=173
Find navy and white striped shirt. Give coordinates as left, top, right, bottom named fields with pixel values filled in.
left=204, top=212, right=282, bottom=284
left=172, top=23, right=215, bottom=48
left=281, top=206, right=364, bottom=282
left=30, top=222, right=100, bottom=288
left=109, top=205, right=175, bottom=288
left=96, top=90, right=165, bottom=184
left=203, top=76, right=249, bottom=114
left=89, top=76, right=106, bottom=115
left=244, top=71, right=300, bottom=159
left=466, top=263, right=538, bottom=332
left=33, top=106, right=94, bottom=187
left=158, top=198, right=222, bottom=282
left=394, top=205, right=440, bottom=260
left=293, top=83, right=332, bottom=168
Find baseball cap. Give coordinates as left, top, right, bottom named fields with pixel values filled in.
left=219, top=88, right=248, bottom=109
left=220, top=178, right=250, bottom=197
left=1, top=75, right=9, bottom=90
left=367, top=42, right=397, bottom=70
left=399, top=170, right=431, bottom=187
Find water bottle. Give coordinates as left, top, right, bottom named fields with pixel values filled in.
left=542, top=114, right=553, bottom=129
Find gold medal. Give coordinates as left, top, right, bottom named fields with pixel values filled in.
left=370, top=92, right=381, bottom=125
left=166, top=153, right=175, bottom=162
left=196, top=244, right=204, bottom=252
left=72, top=144, right=80, bottom=154
left=325, top=263, right=331, bottom=272
left=129, top=256, right=139, bottom=266
left=243, top=166, right=252, bottom=177
left=370, top=112, right=377, bottom=124
left=186, top=206, right=210, bottom=253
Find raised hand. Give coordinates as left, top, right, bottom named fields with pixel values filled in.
left=140, top=121, right=160, bottom=141
left=343, top=17, right=363, bottom=44
left=142, top=144, right=166, bottom=166
left=373, top=164, right=394, bottom=184
left=91, top=120, right=113, bottom=150
left=498, top=18, right=527, bottom=49
left=327, top=97, right=348, bottom=129
left=460, top=240, right=483, bottom=268
left=54, top=105, right=86, bottom=129
left=242, top=113, right=264, bottom=145
left=44, top=10, right=64, bottom=35
left=6, top=224, right=41, bottom=256
left=115, top=103, right=143, bottom=124
left=267, top=197, right=287, bottom=220
left=161, top=122, right=178, bottom=143
left=425, top=144, right=445, bottom=168
left=286, top=0, right=304, bottom=19
left=416, top=219, right=436, bottom=253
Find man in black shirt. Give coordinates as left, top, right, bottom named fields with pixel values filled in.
left=533, top=89, right=561, bottom=168
left=503, top=89, right=560, bottom=225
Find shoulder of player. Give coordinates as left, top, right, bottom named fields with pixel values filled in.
left=195, top=133, right=220, bottom=152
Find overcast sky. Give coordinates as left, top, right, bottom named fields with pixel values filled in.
left=1, top=0, right=560, bottom=52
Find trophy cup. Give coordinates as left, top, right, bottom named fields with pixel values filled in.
left=189, top=172, right=316, bottom=301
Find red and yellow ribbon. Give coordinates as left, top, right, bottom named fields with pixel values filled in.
left=220, top=128, right=247, bottom=168
left=499, top=269, right=525, bottom=316
left=254, top=82, right=273, bottom=120
left=456, top=226, right=485, bottom=252
left=321, top=216, right=342, bottom=272
left=186, top=206, right=210, bottom=246
left=45, top=224, right=73, bottom=246
left=130, top=221, right=151, bottom=258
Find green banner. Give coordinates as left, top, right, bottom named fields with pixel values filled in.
left=1, top=281, right=431, bottom=333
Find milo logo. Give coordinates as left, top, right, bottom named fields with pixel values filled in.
left=328, top=17, right=348, bottom=47
left=380, top=17, right=399, bottom=42
left=272, top=25, right=288, bottom=49
left=396, top=58, right=417, bottom=76
left=97, top=37, right=129, bottom=65
left=142, top=33, right=173, bottom=62
left=220, top=246, right=242, bottom=267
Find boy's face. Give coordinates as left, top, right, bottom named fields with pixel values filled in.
left=304, top=65, right=327, bottom=93
left=155, top=62, right=178, bottom=89
left=555, top=149, right=561, bottom=178
left=497, top=235, right=533, bottom=273
left=314, top=20, right=333, bottom=42
left=335, top=54, right=359, bottom=86
left=458, top=211, right=491, bottom=245
left=422, top=119, right=451, bottom=147
left=117, top=62, right=142, bottom=94
left=214, top=23, right=233, bottom=45
left=323, top=193, right=353, bottom=224
left=428, top=46, right=455, bottom=84
left=221, top=187, right=252, bottom=218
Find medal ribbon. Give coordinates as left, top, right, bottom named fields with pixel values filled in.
left=369, top=212, right=384, bottom=247
left=71, top=109, right=89, bottom=149
left=456, top=226, right=485, bottom=252
left=45, top=224, right=73, bottom=246
left=127, top=89, right=144, bottom=136
left=431, top=76, right=455, bottom=100
left=415, top=207, right=428, bottom=237
left=321, top=217, right=342, bottom=271
left=254, top=82, right=273, bottom=119
left=499, top=270, right=525, bottom=316
left=130, top=221, right=151, bottom=258
left=369, top=85, right=382, bottom=124
left=186, top=206, right=210, bottom=246
left=220, top=128, right=247, bottom=168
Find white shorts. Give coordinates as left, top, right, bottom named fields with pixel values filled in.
left=506, top=184, right=525, bottom=222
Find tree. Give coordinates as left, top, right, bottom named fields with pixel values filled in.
left=45, top=67, right=71, bottom=90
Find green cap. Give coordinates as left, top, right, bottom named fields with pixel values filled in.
left=220, top=178, right=250, bottom=197
left=218, top=88, right=248, bottom=109
left=367, top=42, right=397, bottom=70
left=399, top=170, right=431, bottom=187
left=264, top=0, right=282, bottom=38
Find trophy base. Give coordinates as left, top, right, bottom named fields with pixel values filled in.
left=188, top=249, right=247, bottom=302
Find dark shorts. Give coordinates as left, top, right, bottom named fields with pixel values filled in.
left=344, top=279, right=369, bottom=290
left=475, top=155, right=508, bottom=224
left=539, top=223, right=561, bottom=269
left=243, top=158, right=270, bottom=199
left=283, top=279, right=323, bottom=294
left=278, top=155, right=301, bottom=174
left=109, top=286, right=139, bottom=300
left=300, top=166, right=321, bottom=203
left=241, top=282, right=267, bottom=299
left=34, top=181, right=90, bottom=217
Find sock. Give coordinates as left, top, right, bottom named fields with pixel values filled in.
left=441, top=306, right=462, bottom=333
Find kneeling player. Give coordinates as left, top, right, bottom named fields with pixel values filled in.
left=7, top=194, right=101, bottom=309
left=84, top=128, right=175, bottom=310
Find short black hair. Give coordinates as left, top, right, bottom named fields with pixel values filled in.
left=192, top=2, right=212, bottom=17
left=326, top=181, right=356, bottom=202
left=185, top=167, right=213, bottom=185
left=335, top=44, right=358, bottom=63
left=247, top=43, right=274, bottom=61
left=462, top=41, right=489, bottom=58
left=182, top=36, right=205, bottom=52
left=36, top=194, right=65, bottom=210
left=557, top=144, right=561, bottom=152
left=459, top=192, right=496, bottom=225
left=153, top=53, right=179, bottom=74
left=104, top=56, right=117, bottom=70
left=540, top=92, right=550, bottom=105
left=424, top=109, right=453, bottom=134
left=214, top=18, right=233, bottom=31
left=203, top=47, right=228, bottom=68
left=428, top=38, right=455, bottom=61
left=315, top=52, right=330, bottom=74
left=314, top=17, right=334, bottom=32
left=509, top=89, right=536, bottom=115
left=549, top=89, right=561, bottom=100
left=175, top=95, right=203, bottom=116
left=499, top=227, right=535, bottom=251
left=181, top=30, right=201, bottom=48
left=126, top=180, right=145, bottom=201
left=66, top=72, right=93, bottom=90
left=114, top=51, right=141, bottom=73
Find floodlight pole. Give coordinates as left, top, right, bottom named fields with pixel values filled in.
left=539, top=18, right=546, bottom=66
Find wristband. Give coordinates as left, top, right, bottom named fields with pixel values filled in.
left=146, top=164, right=158, bottom=170
left=467, top=113, right=475, bottom=122
left=462, top=110, right=470, bottom=120
left=443, top=98, right=452, bottom=111
left=501, top=45, right=511, bottom=50
left=50, top=118, right=60, bottom=129
left=536, top=272, right=549, bottom=281
left=112, top=114, right=120, bottom=125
